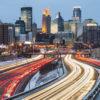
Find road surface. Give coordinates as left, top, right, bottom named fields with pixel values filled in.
left=0, top=58, right=54, bottom=100
left=23, top=55, right=96, bottom=100
left=0, top=55, right=43, bottom=72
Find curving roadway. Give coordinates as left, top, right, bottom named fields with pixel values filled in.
left=0, top=57, right=55, bottom=100
left=23, top=55, right=97, bottom=100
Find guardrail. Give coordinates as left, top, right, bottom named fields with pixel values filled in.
left=83, top=79, right=100, bottom=100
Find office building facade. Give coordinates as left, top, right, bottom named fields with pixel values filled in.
left=42, top=8, right=51, bottom=34
left=0, top=24, right=8, bottom=45
left=64, top=20, right=78, bottom=40
left=8, top=23, right=15, bottom=44
left=83, top=20, right=100, bottom=47
left=21, top=7, right=32, bottom=32
left=32, top=23, right=37, bottom=43
left=54, top=30, right=74, bottom=45
left=51, top=12, right=64, bottom=34
left=72, top=6, right=81, bottom=22
left=15, top=18, right=25, bottom=42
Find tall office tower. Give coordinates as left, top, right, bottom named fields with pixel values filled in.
left=8, top=23, right=15, bottom=44
left=42, top=8, right=51, bottom=34
left=83, top=19, right=100, bottom=47
left=32, top=23, right=37, bottom=37
left=64, top=20, right=78, bottom=40
left=0, top=23, right=8, bottom=45
left=51, top=12, right=64, bottom=34
left=21, top=7, right=32, bottom=32
left=72, top=6, right=81, bottom=22
left=15, top=18, right=26, bottom=42
left=32, top=23, right=37, bottom=42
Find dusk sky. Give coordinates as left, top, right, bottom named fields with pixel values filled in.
left=0, top=0, right=100, bottom=27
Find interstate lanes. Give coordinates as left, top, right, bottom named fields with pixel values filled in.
left=23, top=55, right=97, bottom=100
left=75, top=55, right=100, bottom=66
left=0, top=57, right=55, bottom=100
left=0, top=55, right=44, bottom=72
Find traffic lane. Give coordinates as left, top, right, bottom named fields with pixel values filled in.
left=0, top=66, right=31, bottom=99
left=0, top=67, right=28, bottom=81
left=75, top=55, right=100, bottom=66
left=0, top=55, right=43, bottom=73
left=0, top=58, right=55, bottom=100
left=0, top=58, right=48, bottom=84
left=0, top=58, right=46, bottom=81
left=0, top=80, right=13, bottom=99
left=0, top=58, right=52, bottom=99
left=23, top=55, right=96, bottom=100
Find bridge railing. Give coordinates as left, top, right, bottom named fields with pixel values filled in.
left=83, top=79, right=100, bottom=100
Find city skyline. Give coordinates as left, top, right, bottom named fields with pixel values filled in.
left=0, top=0, right=100, bottom=27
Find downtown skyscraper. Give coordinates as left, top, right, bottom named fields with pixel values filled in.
left=21, top=7, right=32, bottom=33
left=72, top=6, right=81, bottom=22
left=15, top=18, right=26, bottom=42
left=83, top=19, right=100, bottom=47
left=0, top=23, right=8, bottom=45
left=51, top=12, right=64, bottom=34
left=42, top=8, right=51, bottom=34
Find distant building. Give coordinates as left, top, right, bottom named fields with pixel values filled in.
left=72, top=6, right=81, bottom=22
left=15, top=18, right=25, bottom=42
left=32, top=23, right=37, bottom=43
left=42, top=8, right=51, bottom=34
left=51, top=21, right=58, bottom=34
left=64, top=6, right=82, bottom=40
left=83, top=19, right=100, bottom=47
left=0, top=24, right=8, bottom=45
left=28, top=32, right=33, bottom=42
left=21, top=7, right=32, bottom=32
left=19, top=34, right=26, bottom=42
left=8, top=23, right=15, bottom=44
left=32, top=23, right=37, bottom=37
left=36, top=33, right=50, bottom=44
left=51, top=12, right=64, bottom=34
left=83, top=19, right=95, bottom=26
left=64, top=20, right=78, bottom=40
left=37, top=28, right=42, bottom=33
left=54, top=30, right=74, bottom=45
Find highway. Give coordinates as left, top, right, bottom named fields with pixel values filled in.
left=0, top=55, right=44, bottom=72
left=23, top=55, right=96, bottom=100
left=0, top=57, right=55, bottom=100
left=75, top=55, right=100, bottom=66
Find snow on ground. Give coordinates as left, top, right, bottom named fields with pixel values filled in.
left=24, top=67, right=63, bottom=91
left=24, top=72, right=40, bottom=92
left=36, top=68, right=63, bottom=87
left=0, top=58, right=27, bottom=66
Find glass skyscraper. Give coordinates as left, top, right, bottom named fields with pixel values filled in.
left=15, top=18, right=25, bottom=42
left=21, top=7, right=32, bottom=32
left=73, top=6, right=81, bottom=22
left=51, top=12, right=64, bottom=34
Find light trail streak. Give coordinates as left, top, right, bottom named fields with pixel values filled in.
left=23, top=55, right=96, bottom=100
left=0, top=58, right=55, bottom=100
left=75, top=55, right=100, bottom=66
left=0, top=55, right=44, bottom=72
